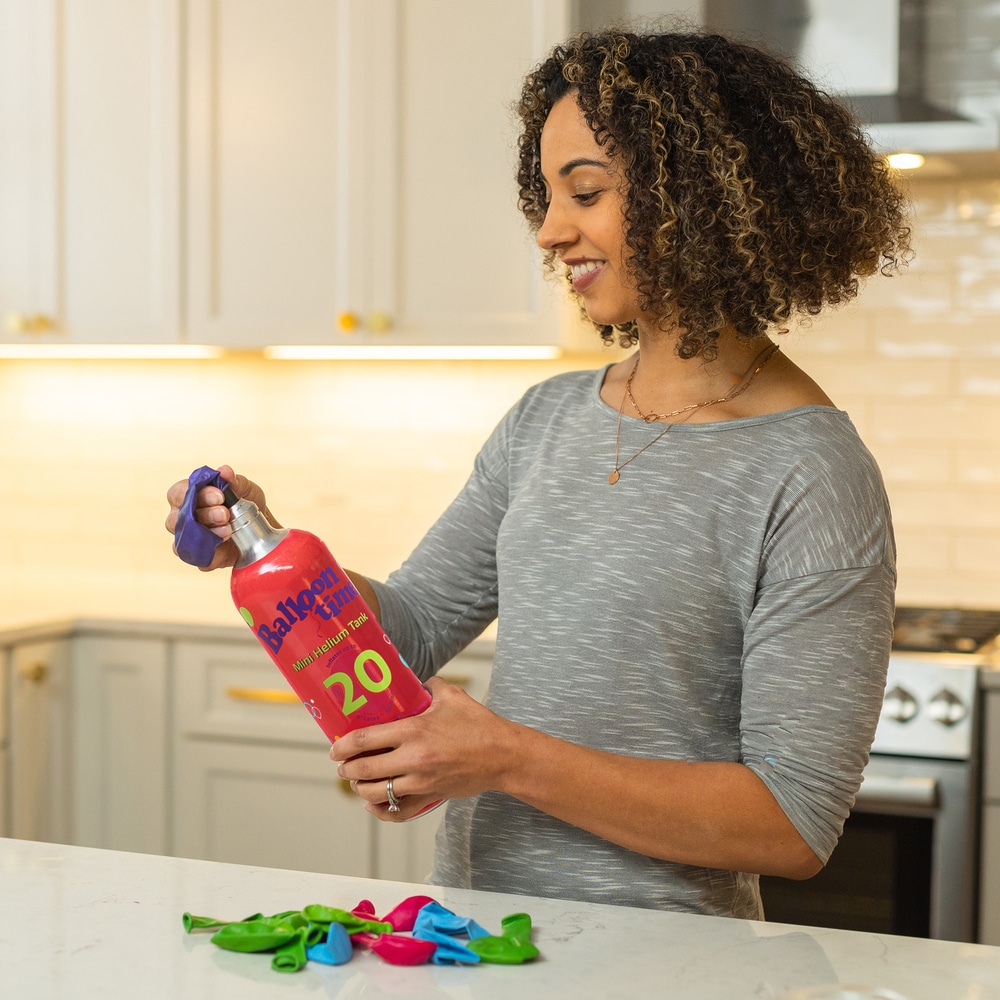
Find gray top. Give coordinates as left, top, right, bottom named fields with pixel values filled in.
left=370, top=364, right=895, bottom=918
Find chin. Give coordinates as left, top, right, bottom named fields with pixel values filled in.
left=582, top=305, right=638, bottom=329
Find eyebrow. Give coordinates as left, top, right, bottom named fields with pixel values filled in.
left=558, top=157, right=612, bottom=177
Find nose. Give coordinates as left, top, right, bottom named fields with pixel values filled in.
left=536, top=198, right=575, bottom=252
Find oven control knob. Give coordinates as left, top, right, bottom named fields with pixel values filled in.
left=927, top=687, right=967, bottom=727
left=882, top=684, right=918, bottom=723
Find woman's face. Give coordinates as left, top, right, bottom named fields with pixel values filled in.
left=536, top=95, right=645, bottom=329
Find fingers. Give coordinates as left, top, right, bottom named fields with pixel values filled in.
left=165, top=465, right=254, bottom=536
left=347, top=774, right=439, bottom=823
left=165, top=466, right=250, bottom=572
left=367, top=791, right=442, bottom=823
left=330, top=721, right=400, bottom=767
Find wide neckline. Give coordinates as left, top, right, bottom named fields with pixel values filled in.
left=590, top=363, right=844, bottom=432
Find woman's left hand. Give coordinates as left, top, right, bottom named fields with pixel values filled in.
left=330, top=676, right=514, bottom=821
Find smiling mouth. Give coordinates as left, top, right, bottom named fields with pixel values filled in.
left=569, top=260, right=605, bottom=291
left=569, top=261, right=603, bottom=281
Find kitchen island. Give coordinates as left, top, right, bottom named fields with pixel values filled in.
left=2, top=838, right=997, bottom=999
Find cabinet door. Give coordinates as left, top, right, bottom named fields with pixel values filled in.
left=185, top=0, right=570, bottom=348
left=386, top=0, right=568, bottom=348
left=0, top=0, right=180, bottom=344
left=173, top=738, right=374, bottom=876
left=172, top=638, right=373, bottom=875
left=8, top=639, right=72, bottom=843
left=70, top=636, right=170, bottom=854
left=184, top=0, right=392, bottom=346
left=173, top=639, right=327, bottom=744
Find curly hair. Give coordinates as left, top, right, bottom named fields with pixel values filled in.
left=516, top=29, right=912, bottom=357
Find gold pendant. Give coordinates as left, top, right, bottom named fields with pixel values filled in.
left=608, top=470, right=620, bottom=485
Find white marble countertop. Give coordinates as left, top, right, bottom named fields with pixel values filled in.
left=2, top=838, right=998, bottom=999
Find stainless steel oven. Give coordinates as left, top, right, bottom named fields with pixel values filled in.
left=759, top=608, right=1000, bottom=943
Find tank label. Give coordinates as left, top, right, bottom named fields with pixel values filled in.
left=253, top=566, right=360, bottom=654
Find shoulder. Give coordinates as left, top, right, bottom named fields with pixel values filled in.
left=496, top=366, right=606, bottom=435
left=474, top=366, right=606, bottom=474
left=731, top=407, right=885, bottom=493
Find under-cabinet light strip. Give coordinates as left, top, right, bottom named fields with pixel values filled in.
left=0, top=343, right=562, bottom=361
left=263, top=345, right=562, bottom=361
left=0, top=343, right=226, bottom=360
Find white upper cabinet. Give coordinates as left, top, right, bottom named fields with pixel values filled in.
left=185, top=0, right=568, bottom=348
left=388, top=1, right=567, bottom=347
left=0, top=0, right=181, bottom=345
left=184, top=0, right=378, bottom=346
left=0, top=0, right=569, bottom=348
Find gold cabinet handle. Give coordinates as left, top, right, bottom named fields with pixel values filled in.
left=336, top=310, right=393, bottom=335
left=365, top=310, right=392, bottom=334
left=336, top=311, right=360, bottom=333
left=17, top=661, right=48, bottom=683
left=225, top=686, right=299, bottom=704
left=4, top=312, right=57, bottom=335
left=5, top=312, right=29, bottom=333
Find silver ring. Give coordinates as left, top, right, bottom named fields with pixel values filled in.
left=386, top=777, right=401, bottom=813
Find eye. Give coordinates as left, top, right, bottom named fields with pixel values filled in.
left=573, top=190, right=602, bottom=205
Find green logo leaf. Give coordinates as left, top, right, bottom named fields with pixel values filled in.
left=239, top=607, right=254, bottom=627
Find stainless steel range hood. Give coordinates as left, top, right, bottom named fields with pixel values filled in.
left=704, top=0, right=1000, bottom=157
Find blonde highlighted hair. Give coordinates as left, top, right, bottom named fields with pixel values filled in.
left=517, top=29, right=911, bottom=357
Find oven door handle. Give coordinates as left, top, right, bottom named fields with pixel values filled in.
left=855, top=774, right=939, bottom=808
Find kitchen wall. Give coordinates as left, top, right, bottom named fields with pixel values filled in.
left=0, top=353, right=592, bottom=630
left=2, top=173, right=1000, bottom=631
left=7, top=0, right=1000, bottom=631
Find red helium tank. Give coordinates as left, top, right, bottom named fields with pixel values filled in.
left=224, top=490, right=432, bottom=744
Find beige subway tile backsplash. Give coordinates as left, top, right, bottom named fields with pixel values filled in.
left=3, top=178, right=1000, bottom=626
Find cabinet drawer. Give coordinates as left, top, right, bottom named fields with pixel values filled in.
left=172, top=738, right=372, bottom=877
left=174, top=640, right=325, bottom=746
left=173, top=639, right=494, bottom=746
left=985, top=691, right=1000, bottom=801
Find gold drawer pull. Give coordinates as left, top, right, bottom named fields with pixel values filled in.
left=226, top=686, right=299, bottom=704
left=17, top=661, right=48, bottom=684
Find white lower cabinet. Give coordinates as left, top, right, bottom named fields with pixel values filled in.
left=172, top=738, right=372, bottom=877
left=71, top=636, right=170, bottom=853
left=171, top=636, right=493, bottom=884
left=171, top=638, right=374, bottom=876
left=4, top=632, right=168, bottom=854
left=7, top=637, right=72, bottom=844
left=1, top=622, right=492, bottom=882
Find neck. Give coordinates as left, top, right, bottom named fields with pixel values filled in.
left=628, top=329, right=776, bottom=418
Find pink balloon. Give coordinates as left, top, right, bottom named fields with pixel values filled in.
left=352, top=931, right=437, bottom=966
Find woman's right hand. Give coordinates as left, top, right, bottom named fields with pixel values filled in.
left=165, top=464, right=271, bottom=571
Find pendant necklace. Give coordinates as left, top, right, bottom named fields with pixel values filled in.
left=608, top=342, right=780, bottom=485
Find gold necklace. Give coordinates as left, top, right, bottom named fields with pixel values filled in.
left=608, top=343, right=780, bottom=485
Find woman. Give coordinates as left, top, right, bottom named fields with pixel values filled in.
left=166, top=28, right=909, bottom=919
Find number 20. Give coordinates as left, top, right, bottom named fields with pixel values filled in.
left=322, top=649, right=392, bottom=716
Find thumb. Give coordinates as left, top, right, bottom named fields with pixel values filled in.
left=216, top=465, right=275, bottom=528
